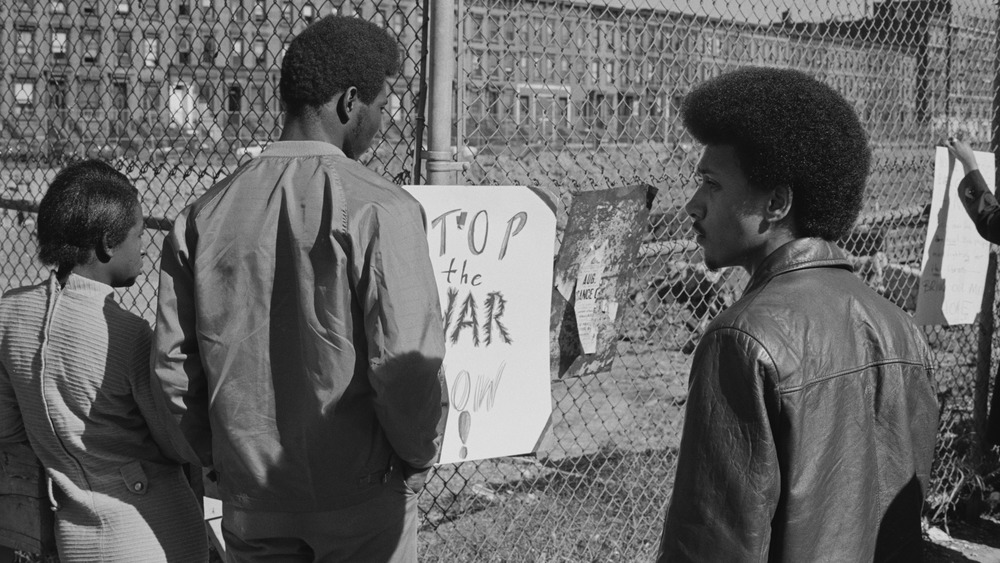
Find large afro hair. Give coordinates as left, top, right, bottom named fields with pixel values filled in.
left=280, top=15, right=400, bottom=114
left=681, top=66, right=871, bottom=241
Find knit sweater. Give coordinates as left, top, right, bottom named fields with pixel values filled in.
left=0, top=273, right=207, bottom=562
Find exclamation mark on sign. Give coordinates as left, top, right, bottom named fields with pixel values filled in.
left=458, top=410, right=471, bottom=459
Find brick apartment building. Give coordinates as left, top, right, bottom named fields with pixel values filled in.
left=0, top=0, right=992, bottom=157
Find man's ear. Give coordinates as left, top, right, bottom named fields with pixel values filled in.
left=336, top=87, right=359, bottom=124
left=765, top=184, right=793, bottom=223
left=95, top=232, right=115, bottom=264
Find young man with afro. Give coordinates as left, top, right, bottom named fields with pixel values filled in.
left=656, top=67, right=938, bottom=562
left=151, top=15, right=445, bottom=562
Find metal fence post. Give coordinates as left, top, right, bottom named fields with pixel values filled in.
left=425, top=0, right=462, bottom=186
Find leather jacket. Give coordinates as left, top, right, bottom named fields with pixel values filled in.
left=658, top=238, right=938, bottom=562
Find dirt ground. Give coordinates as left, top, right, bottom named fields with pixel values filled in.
left=925, top=517, right=1000, bottom=562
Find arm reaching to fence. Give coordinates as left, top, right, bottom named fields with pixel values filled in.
left=947, top=137, right=1000, bottom=244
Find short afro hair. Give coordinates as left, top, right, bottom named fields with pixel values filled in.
left=681, top=66, right=871, bottom=241
left=37, top=159, right=139, bottom=272
left=280, top=15, right=400, bottom=114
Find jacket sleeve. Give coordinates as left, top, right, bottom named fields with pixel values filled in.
left=958, top=170, right=1000, bottom=244
left=151, top=208, right=213, bottom=467
left=658, top=327, right=781, bottom=562
left=129, top=321, right=200, bottom=466
left=355, top=198, right=446, bottom=470
left=0, top=358, right=26, bottom=445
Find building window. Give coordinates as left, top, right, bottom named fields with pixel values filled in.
left=387, top=92, right=401, bottom=123
left=80, top=79, right=100, bottom=116
left=500, top=53, right=515, bottom=79
left=201, top=0, right=213, bottom=17
left=199, top=82, right=214, bottom=111
left=503, top=19, right=515, bottom=41
left=141, top=34, right=160, bottom=67
left=617, top=93, right=635, bottom=122
left=82, top=1, right=95, bottom=13
left=82, top=29, right=100, bottom=64
left=178, top=0, right=189, bottom=16
left=573, top=57, right=585, bottom=81
left=302, top=3, right=315, bottom=23
left=559, top=21, right=571, bottom=43
left=51, top=30, right=68, bottom=62
left=253, top=0, right=265, bottom=21
left=202, top=35, right=216, bottom=63
left=112, top=81, right=128, bottom=110
left=483, top=17, right=497, bottom=43
left=115, top=31, right=131, bottom=60
left=278, top=38, right=290, bottom=64
left=116, top=1, right=130, bottom=14
left=518, top=95, right=530, bottom=122
left=470, top=14, right=484, bottom=43
left=471, top=50, right=483, bottom=79
left=231, top=38, right=244, bottom=66
left=16, top=28, right=34, bottom=58
left=52, top=1, right=66, bottom=13
left=389, top=12, right=404, bottom=35
left=251, top=85, right=266, bottom=113
left=14, top=81, right=34, bottom=107
left=227, top=84, right=242, bottom=112
left=555, top=96, right=569, bottom=128
left=253, top=37, right=266, bottom=65
left=140, top=82, right=159, bottom=111
left=178, top=32, right=191, bottom=64
left=48, top=77, right=68, bottom=110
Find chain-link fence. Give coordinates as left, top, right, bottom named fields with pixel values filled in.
left=440, top=0, right=1000, bottom=560
left=2, top=0, right=1000, bottom=561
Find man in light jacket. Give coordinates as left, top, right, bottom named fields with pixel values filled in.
left=152, top=15, right=445, bottom=562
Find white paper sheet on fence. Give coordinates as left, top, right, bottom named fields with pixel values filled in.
left=403, top=185, right=556, bottom=464
left=914, top=147, right=994, bottom=325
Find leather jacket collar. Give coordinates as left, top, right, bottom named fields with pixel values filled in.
left=746, top=237, right=854, bottom=294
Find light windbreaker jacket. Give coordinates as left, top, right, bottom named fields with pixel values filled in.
left=152, top=141, right=446, bottom=512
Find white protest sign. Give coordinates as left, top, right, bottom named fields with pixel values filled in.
left=404, top=185, right=556, bottom=464
left=914, top=147, right=994, bottom=325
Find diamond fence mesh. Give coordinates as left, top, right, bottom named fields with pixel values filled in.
left=1, top=0, right=999, bottom=561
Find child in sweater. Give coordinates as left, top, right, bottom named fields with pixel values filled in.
left=0, top=160, right=207, bottom=562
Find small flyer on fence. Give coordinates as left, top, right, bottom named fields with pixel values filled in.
left=574, top=240, right=608, bottom=355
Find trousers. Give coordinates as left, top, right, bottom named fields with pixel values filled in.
left=222, top=476, right=419, bottom=563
